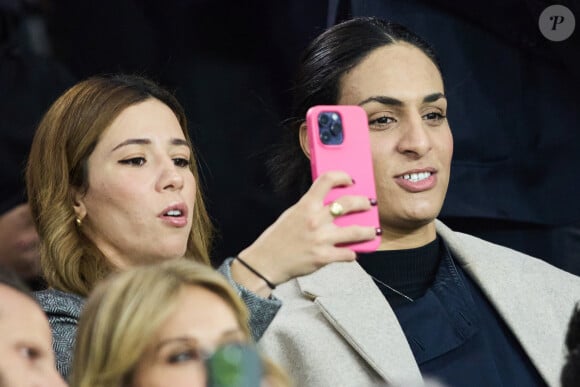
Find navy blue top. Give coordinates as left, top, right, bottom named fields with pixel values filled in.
left=358, top=237, right=546, bottom=386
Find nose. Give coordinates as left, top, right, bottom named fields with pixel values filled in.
left=396, top=114, right=432, bottom=158
left=156, top=160, right=184, bottom=192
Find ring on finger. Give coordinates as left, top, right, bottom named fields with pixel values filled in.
left=329, top=201, right=345, bottom=217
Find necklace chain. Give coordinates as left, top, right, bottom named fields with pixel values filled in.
left=370, top=275, right=414, bottom=302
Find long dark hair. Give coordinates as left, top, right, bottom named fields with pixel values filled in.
left=268, top=17, right=441, bottom=200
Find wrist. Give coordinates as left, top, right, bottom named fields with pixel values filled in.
left=230, top=256, right=273, bottom=298
left=236, top=256, right=276, bottom=290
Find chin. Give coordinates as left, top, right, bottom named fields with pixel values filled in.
left=392, top=217, right=435, bottom=232
left=146, top=247, right=187, bottom=264
left=384, top=209, right=438, bottom=230
left=406, top=197, right=443, bottom=218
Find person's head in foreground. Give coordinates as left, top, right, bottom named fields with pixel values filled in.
left=0, top=268, right=66, bottom=387
left=70, top=259, right=290, bottom=387
left=26, top=74, right=213, bottom=296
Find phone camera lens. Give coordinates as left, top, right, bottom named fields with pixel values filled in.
left=318, top=111, right=344, bottom=145
left=330, top=121, right=342, bottom=135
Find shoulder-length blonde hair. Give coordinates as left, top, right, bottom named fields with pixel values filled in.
left=69, top=259, right=289, bottom=387
left=26, top=74, right=213, bottom=296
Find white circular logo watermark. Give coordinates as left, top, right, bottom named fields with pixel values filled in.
left=539, top=5, right=575, bottom=41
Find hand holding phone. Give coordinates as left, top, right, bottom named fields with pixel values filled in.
left=306, top=105, right=380, bottom=252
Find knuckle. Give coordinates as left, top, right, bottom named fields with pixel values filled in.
left=304, top=211, right=326, bottom=231
left=344, top=250, right=357, bottom=260
left=312, top=251, right=331, bottom=267
left=310, top=232, right=328, bottom=248
left=318, top=172, right=332, bottom=183
left=318, top=172, right=335, bottom=185
left=306, top=218, right=320, bottom=232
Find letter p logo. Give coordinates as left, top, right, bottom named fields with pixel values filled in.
left=539, top=5, right=575, bottom=41
left=550, top=15, right=566, bottom=30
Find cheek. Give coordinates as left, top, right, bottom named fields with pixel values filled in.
left=448, top=138, right=454, bottom=162
left=440, top=129, right=454, bottom=164
left=185, top=174, right=197, bottom=215
left=82, top=182, right=147, bottom=234
left=86, top=184, right=114, bottom=205
left=84, top=184, right=130, bottom=214
left=90, top=174, right=148, bottom=206
left=370, top=138, right=395, bottom=183
left=187, top=174, right=197, bottom=197
left=433, top=131, right=453, bottom=195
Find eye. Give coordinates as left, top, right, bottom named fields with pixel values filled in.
left=167, top=348, right=203, bottom=364
left=368, top=115, right=397, bottom=131
left=19, top=346, right=40, bottom=361
left=173, top=158, right=190, bottom=168
left=119, top=157, right=146, bottom=166
left=422, top=111, right=446, bottom=123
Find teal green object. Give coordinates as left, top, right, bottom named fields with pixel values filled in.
left=206, top=344, right=262, bottom=387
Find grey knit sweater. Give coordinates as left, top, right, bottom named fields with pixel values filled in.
left=35, top=258, right=281, bottom=379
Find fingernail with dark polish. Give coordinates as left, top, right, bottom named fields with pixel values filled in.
left=375, top=228, right=383, bottom=236
left=369, top=198, right=378, bottom=206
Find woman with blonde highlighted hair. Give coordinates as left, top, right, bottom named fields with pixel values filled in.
left=27, top=74, right=378, bottom=377
left=70, top=259, right=290, bottom=387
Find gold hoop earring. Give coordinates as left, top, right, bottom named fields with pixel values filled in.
left=75, top=217, right=82, bottom=227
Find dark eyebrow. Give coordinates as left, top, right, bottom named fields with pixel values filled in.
left=112, top=138, right=189, bottom=152
left=359, top=96, right=403, bottom=107
left=171, top=138, right=189, bottom=147
left=422, top=92, right=446, bottom=103
left=358, top=92, right=446, bottom=107
left=112, top=138, right=150, bottom=152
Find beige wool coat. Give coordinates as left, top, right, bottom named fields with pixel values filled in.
left=260, top=221, right=580, bottom=386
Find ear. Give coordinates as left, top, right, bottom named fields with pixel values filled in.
left=298, top=122, right=311, bottom=160
left=72, top=187, right=87, bottom=222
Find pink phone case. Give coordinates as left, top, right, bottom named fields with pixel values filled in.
left=306, top=105, right=380, bottom=252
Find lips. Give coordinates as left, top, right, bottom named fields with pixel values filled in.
left=394, top=168, right=437, bottom=192
left=158, top=203, right=189, bottom=227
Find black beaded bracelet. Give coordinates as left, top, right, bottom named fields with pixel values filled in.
left=234, top=256, right=276, bottom=290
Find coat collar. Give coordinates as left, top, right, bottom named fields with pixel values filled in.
left=296, top=254, right=423, bottom=385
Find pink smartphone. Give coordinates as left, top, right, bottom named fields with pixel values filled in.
left=306, top=105, right=380, bottom=252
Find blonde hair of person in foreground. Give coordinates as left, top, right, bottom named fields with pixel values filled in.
left=69, top=259, right=290, bottom=387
